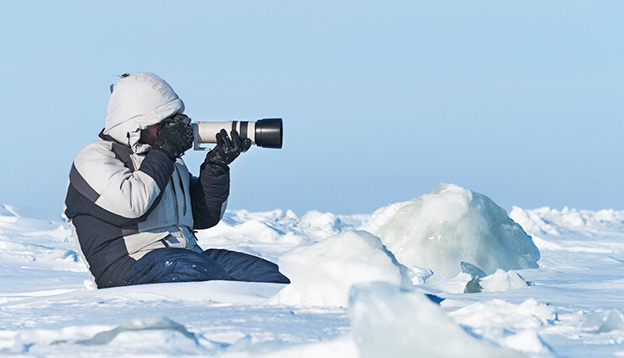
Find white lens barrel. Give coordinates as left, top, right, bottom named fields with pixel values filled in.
left=193, top=119, right=282, bottom=150
left=193, top=121, right=256, bottom=145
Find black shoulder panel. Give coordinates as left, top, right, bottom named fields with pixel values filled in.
left=138, top=150, right=174, bottom=191
left=69, top=164, right=100, bottom=203
left=111, top=142, right=136, bottom=172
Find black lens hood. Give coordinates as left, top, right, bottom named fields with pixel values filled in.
left=255, top=118, right=283, bottom=148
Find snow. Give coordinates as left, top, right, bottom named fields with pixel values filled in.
left=3, top=183, right=624, bottom=357
left=271, top=230, right=409, bottom=306
left=349, top=282, right=526, bottom=358
left=478, top=269, right=531, bottom=292
left=361, top=183, right=540, bottom=281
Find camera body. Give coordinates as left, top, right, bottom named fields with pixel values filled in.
left=193, top=118, right=283, bottom=150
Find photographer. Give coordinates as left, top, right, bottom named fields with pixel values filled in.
left=64, top=72, right=289, bottom=288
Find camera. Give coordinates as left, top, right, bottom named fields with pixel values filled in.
left=192, top=118, right=283, bottom=150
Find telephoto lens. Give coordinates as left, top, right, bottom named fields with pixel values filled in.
left=193, top=118, right=283, bottom=150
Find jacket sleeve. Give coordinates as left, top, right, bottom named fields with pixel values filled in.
left=190, top=164, right=230, bottom=230
left=65, top=141, right=174, bottom=225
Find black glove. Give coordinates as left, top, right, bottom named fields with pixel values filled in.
left=202, top=129, right=251, bottom=172
left=153, top=114, right=194, bottom=160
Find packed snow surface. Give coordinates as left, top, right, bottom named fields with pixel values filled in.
left=2, top=183, right=624, bottom=357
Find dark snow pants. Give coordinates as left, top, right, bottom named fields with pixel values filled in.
left=127, top=247, right=290, bottom=286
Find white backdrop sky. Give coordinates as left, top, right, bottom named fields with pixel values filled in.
left=1, top=1, right=623, bottom=215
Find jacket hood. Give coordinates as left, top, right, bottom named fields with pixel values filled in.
left=103, top=72, right=185, bottom=152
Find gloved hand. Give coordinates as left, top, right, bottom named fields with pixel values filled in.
left=153, top=114, right=194, bottom=160
left=203, top=129, right=251, bottom=169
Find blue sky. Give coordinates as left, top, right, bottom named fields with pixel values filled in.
left=1, top=1, right=623, bottom=215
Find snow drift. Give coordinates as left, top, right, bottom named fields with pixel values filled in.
left=271, top=230, right=410, bottom=306
left=361, top=183, right=540, bottom=281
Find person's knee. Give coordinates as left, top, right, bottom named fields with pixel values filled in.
left=162, top=258, right=230, bottom=283
left=128, top=248, right=230, bottom=285
left=204, top=249, right=290, bottom=283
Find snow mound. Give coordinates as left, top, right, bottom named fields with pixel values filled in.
left=450, top=299, right=556, bottom=355
left=349, top=282, right=526, bottom=358
left=432, top=268, right=531, bottom=294
left=479, top=269, right=530, bottom=292
left=451, top=298, right=556, bottom=331
left=271, top=231, right=409, bottom=307
left=360, top=183, right=540, bottom=281
left=584, top=309, right=624, bottom=333
left=195, top=209, right=364, bottom=262
left=76, top=316, right=198, bottom=347
left=0, top=204, right=67, bottom=234
left=510, top=206, right=624, bottom=238
left=509, top=206, right=624, bottom=255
